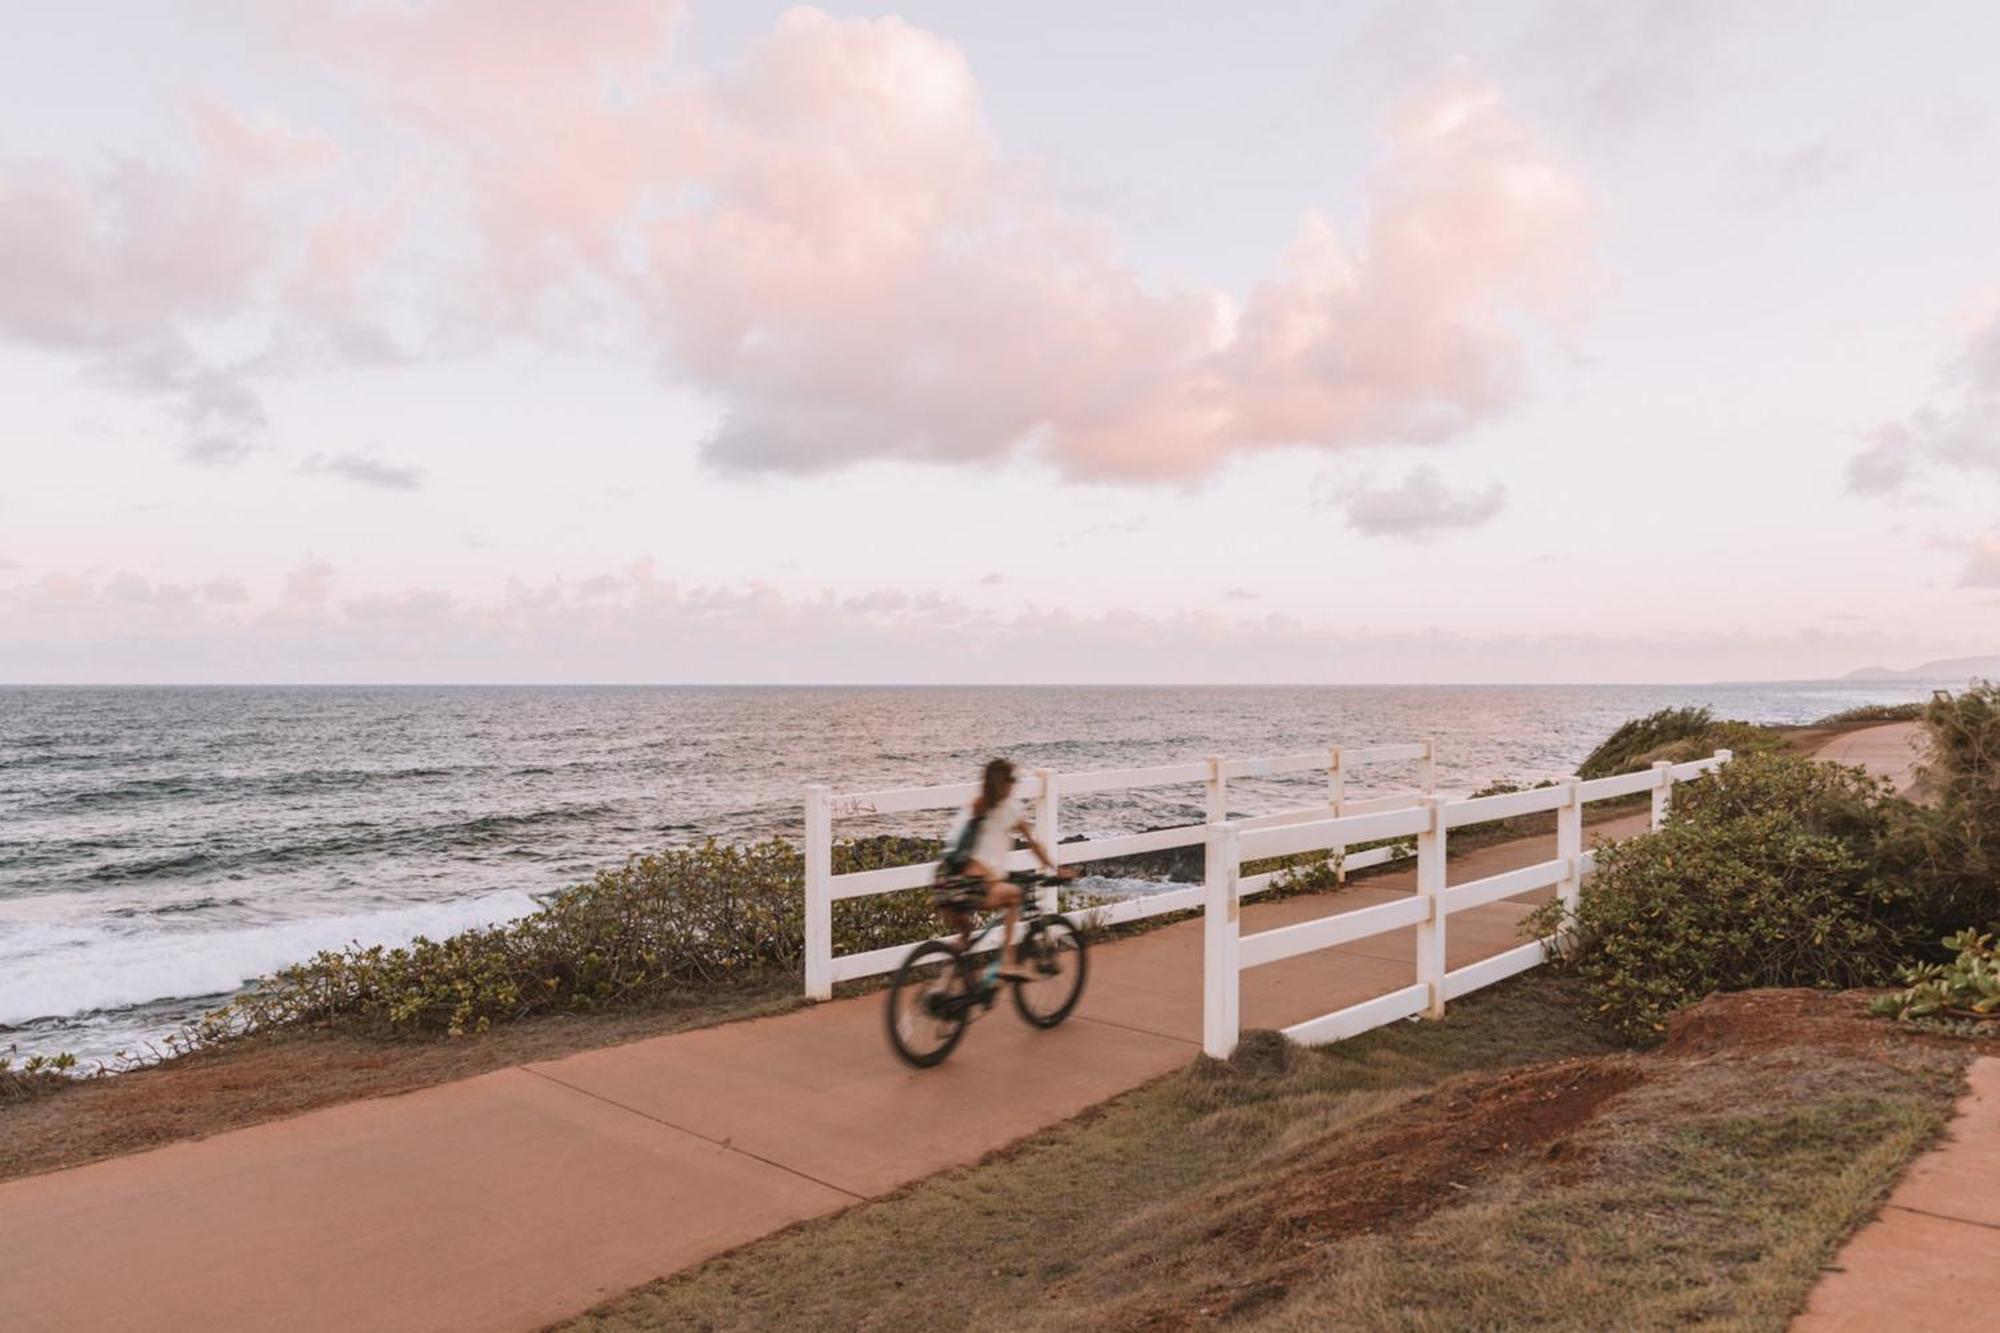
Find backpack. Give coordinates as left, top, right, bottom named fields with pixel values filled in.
left=941, top=802, right=987, bottom=875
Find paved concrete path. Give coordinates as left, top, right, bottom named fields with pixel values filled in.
left=1794, top=1057, right=2000, bottom=1331
left=1815, top=721, right=1927, bottom=795
left=0, top=812, right=1644, bottom=1333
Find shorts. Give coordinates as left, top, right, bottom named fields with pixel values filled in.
left=931, top=874, right=987, bottom=914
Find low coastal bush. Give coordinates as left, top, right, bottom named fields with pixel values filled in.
left=1576, top=706, right=1715, bottom=778
left=1530, top=752, right=1920, bottom=1041
left=1543, top=688, right=2000, bottom=1041
left=1869, top=929, right=1999, bottom=1028
left=1, top=1050, right=77, bottom=1104
left=200, top=836, right=944, bottom=1041
left=1891, top=682, right=2000, bottom=934
left=1575, top=706, right=1785, bottom=779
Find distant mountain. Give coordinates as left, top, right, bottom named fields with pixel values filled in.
left=1843, top=655, right=2000, bottom=682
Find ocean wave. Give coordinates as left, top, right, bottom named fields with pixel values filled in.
left=0, top=890, right=542, bottom=1027
left=1073, top=873, right=1196, bottom=898
left=17, top=764, right=467, bottom=815
left=79, top=804, right=617, bottom=882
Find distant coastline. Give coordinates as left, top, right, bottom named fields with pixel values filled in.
left=1838, top=654, right=2000, bottom=683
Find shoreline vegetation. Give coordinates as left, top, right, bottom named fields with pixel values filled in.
left=5, top=697, right=1992, bottom=1185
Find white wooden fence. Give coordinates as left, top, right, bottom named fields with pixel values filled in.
left=1199, top=751, right=1733, bottom=1057
left=802, top=741, right=1438, bottom=999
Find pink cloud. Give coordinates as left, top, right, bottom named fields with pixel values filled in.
left=298, top=0, right=695, bottom=298
left=0, top=6, right=1592, bottom=484
left=0, top=102, right=339, bottom=460
left=639, top=38, right=1593, bottom=479
left=309, top=6, right=1590, bottom=480
left=1962, top=538, right=2000, bottom=588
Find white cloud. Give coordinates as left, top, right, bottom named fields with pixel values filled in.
left=1315, top=464, right=1507, bottom=540
left=1850, top=314, right=2000, bottom=496
left=301, top=450, right=425, bottom=491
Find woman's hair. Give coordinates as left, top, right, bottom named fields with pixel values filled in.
left=974, top=758, right=1016, bottom=814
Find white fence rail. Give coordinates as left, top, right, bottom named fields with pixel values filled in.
left=802, top=741, right=1437, bottom=998
left=1200, top=749, right=1733, bottom=1057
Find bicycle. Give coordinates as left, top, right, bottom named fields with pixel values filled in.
left=884, top=870, right=1090, bottom=1068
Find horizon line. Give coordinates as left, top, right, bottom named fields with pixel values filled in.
left=0, top=677, right=1945, bottom=690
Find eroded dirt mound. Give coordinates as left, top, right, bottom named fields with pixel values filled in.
left=1663, top=987, right=1887, bottom=1058
left=1246, top=1058, right=1640, bottom=1248
left=1127, top=1059, right=1645, bottom=1328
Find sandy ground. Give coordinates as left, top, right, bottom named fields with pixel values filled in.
left=1812, top=721, right=1927, bottom=795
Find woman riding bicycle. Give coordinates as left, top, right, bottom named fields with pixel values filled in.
left=941, top=758, right=1071, bottom=982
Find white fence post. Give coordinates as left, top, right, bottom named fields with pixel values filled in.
left=1205, top=754, right=1227, bottom=825
left=803, top=783, right=833, bottom=1001
left=1415, top=795, right=1447, bottom=1019
left=1034, top=768, right=1059, bottom=913
left=1202, top=822, right=1241, bottom=1058
left=1557, top=776, right=1583, bottom=925
left=1650, top=760, right=1673, bottom=831
left=1329, top=745, right=1347, bottom=884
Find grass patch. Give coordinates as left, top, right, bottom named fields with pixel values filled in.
left=562, top=980, right=1959, bottom=1333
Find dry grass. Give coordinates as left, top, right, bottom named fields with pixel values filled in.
left=561, top=981, right=1968, bottom=1333
left=0, top=980, right=800, bottom=1183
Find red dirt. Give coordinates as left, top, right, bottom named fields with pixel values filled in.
left=1244, top=1058, right=1642, bottom=1248
left=1135, top=988, right=1984, bottom=1329
left=1665, top=987, right=2000, bottom=1060
left=1663, top=987, right=1891, bottom=1058
left=1125, top=1058, right=1642, bottom=1330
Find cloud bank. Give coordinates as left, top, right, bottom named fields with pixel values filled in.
left=0, top=557, right=1928, bottom=686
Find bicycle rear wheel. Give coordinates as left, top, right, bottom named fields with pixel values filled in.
left=1011, top=915, right=1087, bottom=1028
left=885, top=940, right=971, bottom=1067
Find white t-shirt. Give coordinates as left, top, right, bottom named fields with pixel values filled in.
left=949, top=794, right=1023, bottom=871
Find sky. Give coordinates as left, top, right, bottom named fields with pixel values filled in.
left=3, top=0, right=1998, bottom=685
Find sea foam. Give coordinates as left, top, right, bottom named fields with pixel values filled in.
left=0, top=890, right=541, bottom=1027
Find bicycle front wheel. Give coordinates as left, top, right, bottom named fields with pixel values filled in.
left=1011, top=915, right=1088, bottom=1028
left=885, top=940, right=971, bottom=1068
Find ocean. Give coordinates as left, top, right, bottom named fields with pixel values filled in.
left=0, top=682, right=1941, bottom=1066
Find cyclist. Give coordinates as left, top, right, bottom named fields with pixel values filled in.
left=941, top=758, right=1071, bottom=983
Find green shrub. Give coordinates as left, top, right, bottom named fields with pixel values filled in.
left=1577, top=707, right=1716, bottom=778
left=1530, top=752, right=1919, bottom=1042
left=1889, top=684, right=2000, bottom=935
left=1869, top=929, right=2000, bottom=1025
left=202, top=835, right=946, bottom=1042
left=1576, top=708, right=1786, bottom=780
